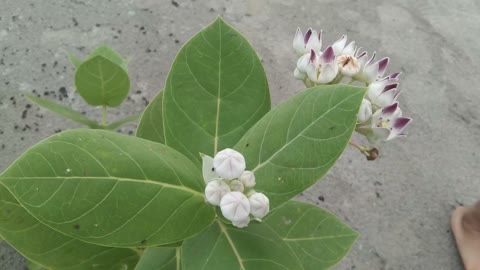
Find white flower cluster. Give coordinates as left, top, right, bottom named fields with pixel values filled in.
left=293, top=28, right=412, bottom=149
left=203, top=148, right=269, bottom=228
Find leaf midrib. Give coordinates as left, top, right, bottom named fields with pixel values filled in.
left=213, top=21, right=222, bottom=154
left=217, top=220, right=246, bottom=270
left=0, top=176, right=203, bottom=197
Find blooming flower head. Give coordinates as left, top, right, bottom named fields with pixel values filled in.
left=292, top=27, right=412, bottom=158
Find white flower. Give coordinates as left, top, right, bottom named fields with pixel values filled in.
left=293, top=28, right=322, bottom=56
left=357, top=99, right=373, bottom=123
left=305, top=47, right=339, bottom=84
left=248, top=192, right=270, bottom=219
left=367, top=73, right=401, bottom=108
left=205, top=179, right=230, bottom=206
left=363, top=102, right=412, bottom=144
left=220, top=192, right=251, bottom=227
left=201, top=154, right=218, bottom=184
left=332, top=35, right=356, bottom=56
left=229, top=179, right=244, bottom=193
left=213, top=148, right=246, bottom=179
left=294, top=53, right=311, bottom=80
left=239, top=170, right=256, bottom=187
left=354, top=52, right=390, bottom=84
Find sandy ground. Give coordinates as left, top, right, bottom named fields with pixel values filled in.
left=1, top=0, right=479, bottom=269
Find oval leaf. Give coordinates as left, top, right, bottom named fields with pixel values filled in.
left=136, top=91, right=165, bottom=144
left=89, top=45, right=129, bottom=72
left=135, top=247, right=180, bottom=270
left=264, top=201, right=359, bottom=270
left=0, top=185, right=139, bottom=270
left=0, top=129, right=215, bottom=247
left=162, top=17, right=270, bottom=163
left=235, top=84, right=366, bottom=209
left=75, top=55, right=130, bottom=107
left=182, top=221, right=303, bottom=270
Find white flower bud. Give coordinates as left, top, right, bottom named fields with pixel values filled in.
left=205, top=179, right=230, bottom=206
left=239, top=171, right=256, bottom=188
left=229, top=179, right=244, bottom=193
left=213, top=148, right=246, bottom=179
left=357, top=99, right=373, bottom=123
left=220, top=192, right=250, bottom=224
left=248, top=192, right=270, bottom=219
left=232, top=217, right=250, bottom=228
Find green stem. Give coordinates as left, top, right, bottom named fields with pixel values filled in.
left=102, top=105, right=107, bottom=128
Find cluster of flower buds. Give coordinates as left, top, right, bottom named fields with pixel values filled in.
left=203, top=148, right=269, bottom=228
left=293, top=28, right=412, bottom=158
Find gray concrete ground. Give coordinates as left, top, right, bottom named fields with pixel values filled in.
left=0, top=0, right=479, bottom=269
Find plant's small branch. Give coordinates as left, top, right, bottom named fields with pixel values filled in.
left=102, top=105, right=107, bottom=127
left=349, top=140, right=379, bottom=161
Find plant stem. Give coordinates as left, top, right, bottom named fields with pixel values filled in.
left=101, top=105, right=107, bottom=127
left=348, top=140, right=366, bottom=153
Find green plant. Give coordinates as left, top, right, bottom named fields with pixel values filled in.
left=0, top=17, right=410, bottom=270
left=27, top=46, right=140, bottom=129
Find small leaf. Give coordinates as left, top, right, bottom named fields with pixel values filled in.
left=68, top=53, right=82, bottom=69
left=235, top=84, right=366, bottom=209
left=106, top=113, right=142, bottom=130
left=136, top=91, right=164, bottom=143
left=89, top=45, right=129, bottom=72
left=162, top=17, right=271, bottom=163
left=200, top=153, right=216, bottom=184
left=0, top=129, right=215, bottom=247
left=135, top=247, right=180, bottom=270
left=75, top=55, right=130, bottom=107
left=0, top=185, right=139, bottom=270
left=264, top=201, right=359, bottom=270
left=182, top=221, right=303, bottom=270
left=26, top=95, right=101, bottom=128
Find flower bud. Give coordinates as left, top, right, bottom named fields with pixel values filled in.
left=229, top=179, right=244, bottom=193
left=239, top=171, right=256, bottom=187
left=213, top=148, right=246, bottom=179
left=232, top=217, right=250, bottom=228
left=220, top=192, right=250, bottom=224
left=248, top=192, right=270, bottom=219
left=205, top=179, right=230, bottom=206
left=357, top=99, right=372, bottom=123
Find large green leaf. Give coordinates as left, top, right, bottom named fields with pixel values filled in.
left=235, top=84, right=366, bottom=209
left=182, top=221, right=303, bottom=270
left=135, top=247, right=180, bottom=270
left=264, top=201, right=359, bottom=270
left=74, top=55, right=130, bottom=107
left=0, top=129, right=215, bottom=247
left=136, top=91, right=164, bottom=144
left=26, top=95, right=101, bottom=129
left=0, top=185, right=139, bottom=270
left=27, top=260, right=47, bottom=270
left=162, top=17, right=270, bottom=163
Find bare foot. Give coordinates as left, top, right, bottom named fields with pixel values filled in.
left=452, top=202, right=480, bottom=270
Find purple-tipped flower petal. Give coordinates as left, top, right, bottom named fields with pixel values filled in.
left=293, top=27, right=322, bottom=55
